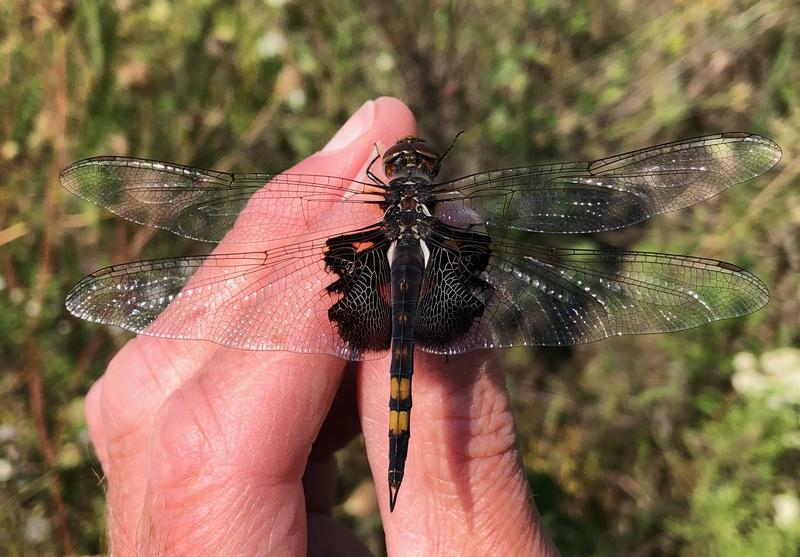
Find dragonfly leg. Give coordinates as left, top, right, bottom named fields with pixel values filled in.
left=366, top=144, right=384, bottom=185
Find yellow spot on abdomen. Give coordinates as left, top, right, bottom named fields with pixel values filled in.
left=399, top=410, right=409, bottom=431
left=399, top=378, right=411, bottom=400
left=393, top=344, right=410, bottom=361
left=389, top=410, right=410, bottom=434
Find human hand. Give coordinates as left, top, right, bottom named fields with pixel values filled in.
left=84, top=96, right=557, bottom=556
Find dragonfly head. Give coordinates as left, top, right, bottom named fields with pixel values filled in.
left=382, top=136, right=440, bottom=179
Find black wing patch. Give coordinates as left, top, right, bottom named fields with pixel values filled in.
left=325, top=227, right=392, bottom=354
left=416, top=223, right=493, bottom=351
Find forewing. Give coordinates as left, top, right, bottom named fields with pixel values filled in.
left=65, top=231, right=390, bottom=360
left=60, top=156, right=386, bottom=243
left=431, top=133, right=781, bottom=233
left=419, top=234, right=768, bottom=353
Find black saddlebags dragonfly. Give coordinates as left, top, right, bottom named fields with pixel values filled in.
left=62, top=132, right=780, bottom=511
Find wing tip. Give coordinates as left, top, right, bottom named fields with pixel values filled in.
left=722, top=132, right=783, bottom=170
left=59, top=156, right=121, bottom=192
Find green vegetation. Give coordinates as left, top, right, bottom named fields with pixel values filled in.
left=1, top=1, right=798, bottom=555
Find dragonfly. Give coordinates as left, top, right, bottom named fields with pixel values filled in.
left=61, top=131, right=781, bottom=511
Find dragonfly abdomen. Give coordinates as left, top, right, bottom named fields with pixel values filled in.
left=387, top=236, right=424, bottom=511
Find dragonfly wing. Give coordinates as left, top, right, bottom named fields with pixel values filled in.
left=431, top=133, right=781, bottom=233
left=417, top=228, right=768, bottom=353
left=66, top=228, right=392, bottom=360
left=60, top=156, right=386, bottom=243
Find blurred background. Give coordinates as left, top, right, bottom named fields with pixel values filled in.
left=1, top=0, right=799, bottom=555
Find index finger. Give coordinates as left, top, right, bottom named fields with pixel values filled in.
left=131, top=98, right=418, bottom=555
left=89, top=97, right=417, bottom=555
left=361, top=351, right=558, bottom=556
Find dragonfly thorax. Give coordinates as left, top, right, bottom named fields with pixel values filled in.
left=382, top=178, right=434, bottom=242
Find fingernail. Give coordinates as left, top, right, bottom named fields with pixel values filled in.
left=322, top=100, right=375, bottom=152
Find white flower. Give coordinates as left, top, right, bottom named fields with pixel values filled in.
left=773, top=492, right=800, bottom=530
left=731, top=349, right=800, bottom=407
left=286, top=88, right=306, bottom=110
left=0, top=459, right=13, bottom=482
left=257, top=30, right=287, bottom=59
left=761, top=348, right=800, bottom=377
left=24, top=516, right=51, bottom=543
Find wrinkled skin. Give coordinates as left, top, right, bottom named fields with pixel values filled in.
left=84, top=97, right=558, bottom=557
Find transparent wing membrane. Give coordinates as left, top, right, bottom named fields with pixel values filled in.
left=65, top=230, right=389, bottom=360
left=60, top=156, right=386, bottom=243
left=420, top=233, right=768, bottom=353
left=431, top=133, right=781, bottom=233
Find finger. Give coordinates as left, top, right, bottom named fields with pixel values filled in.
left=132, top=97, right=417, bottom=555
left=100, top=337, right=216, bottom=554
left=138, top=351, right=345, bottom=556
left=84, top=375, right=109, bottom=468
left=360, top=350, right=556, bottom=555
left=96, top=97, right=404, bottom=553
